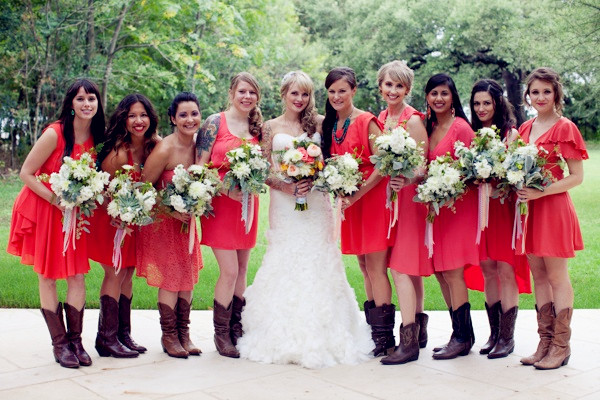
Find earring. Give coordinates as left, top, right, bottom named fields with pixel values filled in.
left=71, top=109, right=75, bottom=116
left=451, top=107, right=455, bottom=118
left=426, top=105, right=431, bottom=119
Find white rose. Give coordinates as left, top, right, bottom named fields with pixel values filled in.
left=120, top=212, right=134, bottom=223
left=507, top=170, right=525, bottom=185
left=169, top=195, right=187, bottom=213
left=188, top=181, right=206, bottom=199
left=79, top=186, right=94, bottom=202
left=107, top=201, right=119, bottom=217
left=232, top=162, right=251, bottom=179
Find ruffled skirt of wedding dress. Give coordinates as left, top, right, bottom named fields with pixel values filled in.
left=237, top=190, right=373, bottom=369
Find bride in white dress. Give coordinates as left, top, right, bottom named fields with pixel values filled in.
left=236, top=71, right=372, bottom=369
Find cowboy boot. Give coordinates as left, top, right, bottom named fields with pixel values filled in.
left=488, top=306, right=518, bottom=359
left=213, top=300, right=240, bottom=358
left=433, top=308, right=453, bottom=352
left=176, top=298, right=201, bottom=356
left=534, top=308, right=572, bottom=370
left=230, top=296, right=245, bottom=346
left=370, top=304, right=396, bottom=357
left=363, top=300, right=375, bottom=326
left=480, top=301, right=501, bottom=355
left=96, top=295, right=139, bottom=358
left=118, top=294, right=147, bottom=353
left=158, top=302, right=189, bottom=358
left=41, top=303, right=80, bottom=368
left=433, top=302, right=473, bottom=360
left=64, top=303, right=92, bottom=366
left=520, top=302, right=554, bottom=365
left=416, top=312, right=429, bottom=348
left=381, top=322, right=420, bottom=365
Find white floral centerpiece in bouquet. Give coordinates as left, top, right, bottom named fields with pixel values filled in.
left=222, top=141, right=270, bottom=233
left=414, top=153, right=466, bottom=257
left=105, top=165, right=157, bottom=273
left=46, top=151, right=110, bottom=254
left=370, top=125, right=426, bottom=237
left=453, top=125, right=507, bottom=243
left=161, top=163, right=222, bottom=253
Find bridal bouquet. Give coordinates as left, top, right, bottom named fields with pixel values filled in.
left=276, top=138, right=324, bottom=210
left=161, top=163, right=222, bottom=253
left=453, top=126, right=507, bottom=243
left=105, top=165, right=157, bottom=272
left=314, top=152, right=363, bottom=198
left=222, top=141, right=270, bottom=232
left=414, top=153, right=466, bottom=257
left=47, top=151, right=110, bottom=254
left=370, top=125, right=425, bottom=237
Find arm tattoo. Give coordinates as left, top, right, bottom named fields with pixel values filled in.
left=261, top=122, right=289, bottom=192
left=196, top=114, right=220, bottom=157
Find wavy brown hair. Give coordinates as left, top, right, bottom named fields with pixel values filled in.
left=229, top=72, right=263, bottom=141
left=523, top=67, right=564, bottom=115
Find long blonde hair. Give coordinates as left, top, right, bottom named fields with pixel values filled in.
left=280, top=71, right=318, bottom=136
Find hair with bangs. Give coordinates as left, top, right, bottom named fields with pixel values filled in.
left=377, top=60, right=414, bottom=93
left=280, top=71, right=318, bottom=136
left=523, top=67, right=564, bottom=115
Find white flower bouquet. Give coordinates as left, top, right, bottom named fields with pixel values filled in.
left=314, top=152, right=363, bottom=198
left=161, top=163, right=222, bottom=252
left=222, top=141, right=270, bottom=232
left=47, top=151, right=110, bottom=253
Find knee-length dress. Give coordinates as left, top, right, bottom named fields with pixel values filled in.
left=136, top=169, right=202, bottom=291
left=200, top=112, right=259, bottom=250
left=518, top=117, right=588, bottom=258
left=379, top=106, right=434, bottom=276
left=330, top=112, right=389, bottom=255
left=7, top=122, right=94, bottom=279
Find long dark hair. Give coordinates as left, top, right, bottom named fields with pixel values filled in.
left=167, top=92, right=200, bottom=131
left=97, top=93, right=159, bottom=167
left=424, top=73, right=469, bottom=136
left=470, top=79, right=516, bottom=139
left=322, top=67, right=357, bottom=159
left=57, top=79, right=105, bottom=157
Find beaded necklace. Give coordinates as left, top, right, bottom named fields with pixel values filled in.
left=333, top=112, right=352, bottom=144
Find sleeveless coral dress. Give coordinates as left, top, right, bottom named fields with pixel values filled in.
left=518, top=117, right=587, bottom=258
left=330, top=112, right=390, bottom=255
left=7, top=122, right=94, bottom=279
left=200, top=112, right=259, bottom=250
left=428, top=117, right=483, bottom=290
left=88, top=150, right=138, bottom=268
left=136, top=170, right=202, bottom=291
left=379, top=107, right=434, bottom=276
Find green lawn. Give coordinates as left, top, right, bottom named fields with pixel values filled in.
left=1, top=150, right=598, bottom=310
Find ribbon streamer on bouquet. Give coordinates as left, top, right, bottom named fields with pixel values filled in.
left=476, top=183, right=492, bottom=245
left=112, top=227, right=126, bottom=275
left=188, top=216, right=196, bottom=254
left=62, top=207, right=77, bottom=255
left=385, top=181, right=399, bottom=240
left=241, top=191, right=254, bottom=234
left=511, top=198, right=528, bottom=253
left=425, top=219, right=434, bottom=259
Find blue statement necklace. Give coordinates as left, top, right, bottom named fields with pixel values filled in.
left=333, top=110, right=353, bottom=144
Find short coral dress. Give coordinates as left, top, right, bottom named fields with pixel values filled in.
left=88, top=150, right=138, bottom=268
left=379, top=107, right=434, bottom=276
left=136, top=170, right=202, bottom=291
left=518, top=117, right=588, bottom=258
left=330, top=112, right=390, bottom=255
left=428, top=117, right=483, bottom=290
left=7, top=122, right=94, bottom=279
left=200, top=112, right=259, bottom=250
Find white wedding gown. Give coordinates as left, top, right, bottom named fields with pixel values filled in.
left=237, top=132, right=373, bottom=369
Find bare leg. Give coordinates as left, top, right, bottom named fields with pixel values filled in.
left=178, top=290, right=193, bottom=303
left=357, top=255, right=374, bottom=301
left=411, top=275, right=425, bottom=314
left=65, top=274, right=86, bottom=310
left=528, top=255, right=553, bottom=307
left=121, top=268, right=135, bottom=298
left=100, top=263, right=126, bottom=300
left=213, top=248, right=241, bottom=306
left=233, top=249, right=251, bottom=299
left=497, top=261, right=519, bottom=311
left=435, top=272, right=452, bottom=308
left=543, top=257, right=573, bottom=313
left=391, top=270, right=416, bottom=325
left=38, top=274, right=58, bottom=310
left=480, top=259, right=500, bottom=305
left=364, top=250, right=392, bottom=306
left=441, top=268, right=468, bottom=309
left=158, top=288, right=179, bottom=308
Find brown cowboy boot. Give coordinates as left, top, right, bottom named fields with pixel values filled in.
left=488, top=306, right=518, bottom=359
left=40, top=303, right=79, bottom=368
left=230, top=296, right=245, bottom=346
left=118, top=294, right=147, bottom=353
left=158, top=302, right=189, bottom=358
left=415, top=312, right=429, bottom=348
left=520, top=302, right=554, bottom=365
left=480, top=301, right=501, bottom=355
left=363, top=300, right=375, bottom=326
left=64, top=302, right=92, bottom=366
left=213, top=300, right=240, bottom=358
left=381, top=322, right=420, bottom=365
left=534, top=308, right=572, bottom=370
left=176, top=298, right=201, bottom=355
left=433, top=308, right=453, bottom=352
left=433, top=302, right=473, bottom=360
left=96, top=295, right=139, bottom=358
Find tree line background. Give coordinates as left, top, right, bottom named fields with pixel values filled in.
left=1, top=0, right=598, bottom=170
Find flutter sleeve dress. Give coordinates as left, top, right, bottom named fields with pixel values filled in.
left=7, top=122, right=94, bottom=279
left=518, top=117, right=588, bottom=258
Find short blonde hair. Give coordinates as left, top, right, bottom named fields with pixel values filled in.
left=377, top=60, right=414, bottom=93
left=523, top=67, right=564, bottom=115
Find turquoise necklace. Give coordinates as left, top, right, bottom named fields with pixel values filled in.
left=333, top=110, right=352, bottom=144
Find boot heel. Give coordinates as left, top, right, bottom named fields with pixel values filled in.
left=95, top=344, right=111, bottom=357
left=459, top=347, right=470, bottom=356
left=562, top=355, right=570, bottom=366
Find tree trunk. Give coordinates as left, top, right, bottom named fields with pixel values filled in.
left=83, top=0, right=95, bottom=74
left=502, top=69, right=526, bottom=127
left=102, top=2, right=131, bottom=107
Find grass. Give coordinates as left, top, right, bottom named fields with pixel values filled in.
left=1, top=150, right=598, bottom=310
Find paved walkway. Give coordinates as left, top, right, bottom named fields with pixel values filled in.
left=1, top=308, right=599, bottom=399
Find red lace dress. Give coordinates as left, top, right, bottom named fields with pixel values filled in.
left=7, top=122, right=95, bottom=279
left=200, top=112, right=259, bottom=250
left=379, top=106, right=434, bottom=276
left=428, top=117, right=483, bottom=290
left=136, top=169, right=202, bottom=291
left=88, top=150, right=139, bottom=268
left=330, top=112, right=390, bottom=255
left=518, top=117, right=588, bottom=258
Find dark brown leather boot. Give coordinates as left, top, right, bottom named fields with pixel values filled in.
left=158, top=302, right=189, bottom=358
left=41, top=303, right=79, bottom=368
left=370, top=304, right=396, bottom=357
left=213, top=300, right=240, bottom=358
left=363, top=300, right=375, bottom=326
left=230, top=296, right=245, bottom=346
left=96, top=295, right=139, bottom=358
left=415, top=312, right=429, bottom=348
left=521, top=302, right=554, bottom=365
left=64, top=303, right=92, bottom=366
left=480, top=301, right=501, bottom=355
left=118, top=294, right=147, bottom=353
left=488, top=306, right=518, bottom=359
left=534, top=308, right=572, bottom=370
left=433, top=302, right=473, bottom=360
left=381, top=322, right=420, bottom=365
left=433, top=308, right=453, bottom=352
left=176, top=298, right=201, bottom=355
